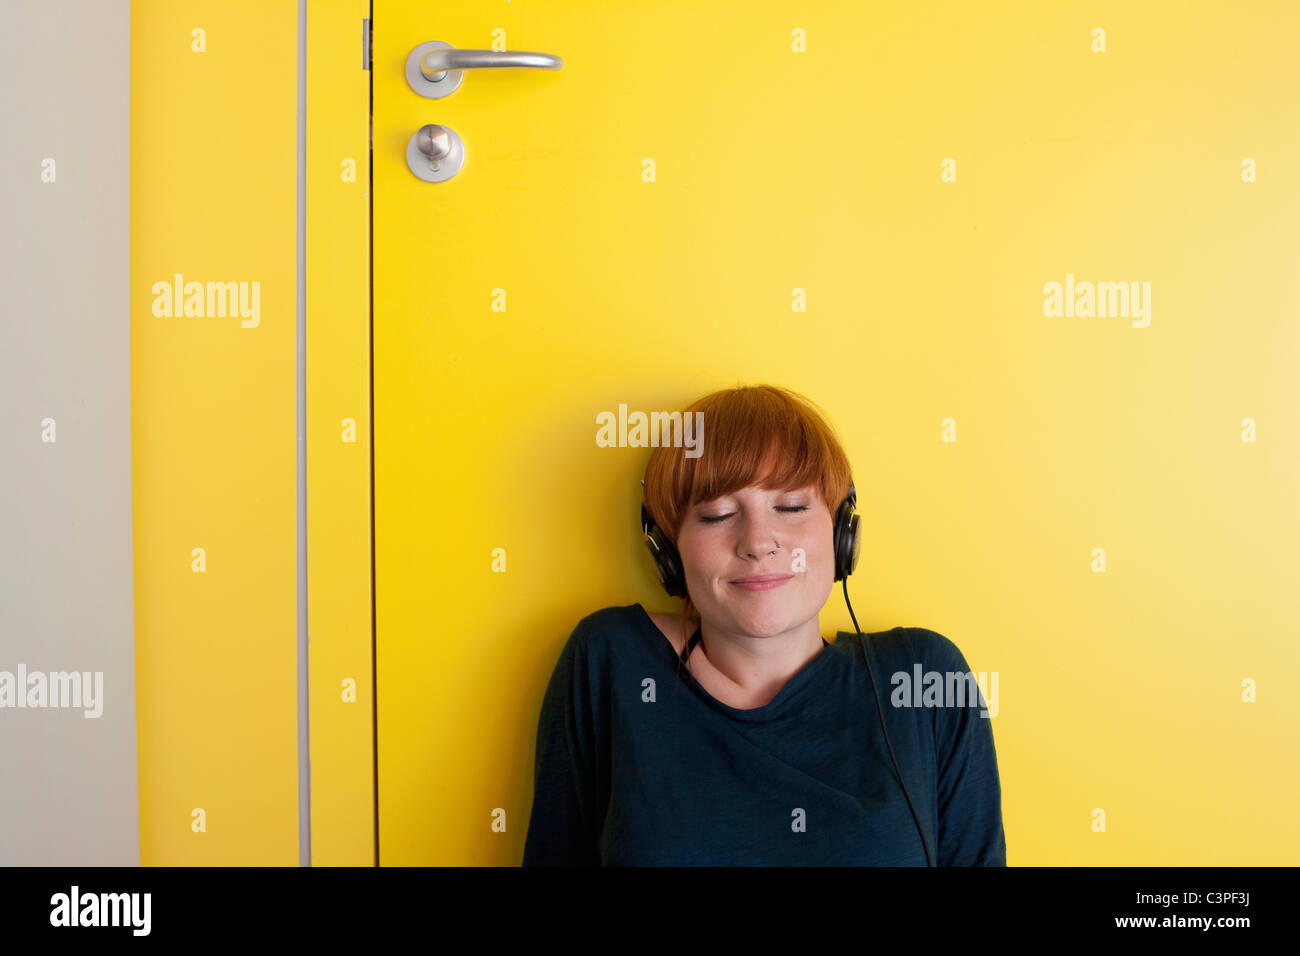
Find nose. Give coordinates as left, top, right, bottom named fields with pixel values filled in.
left=737, top=515, right=781, bottom=560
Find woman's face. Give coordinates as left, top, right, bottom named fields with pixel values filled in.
left=676, top=482, right=836, bottom=639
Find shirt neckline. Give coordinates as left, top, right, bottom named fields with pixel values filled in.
left=631, top=602, right=836, bottom=722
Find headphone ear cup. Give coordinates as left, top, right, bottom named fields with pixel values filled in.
left=833, top=490, right=860, bottom=582
left=641, top=503, right=686, bottom=598
left=843, top=510, right=860, bottom=578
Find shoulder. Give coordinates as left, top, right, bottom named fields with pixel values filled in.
left=902, top=627, right=970, bottom=669
left=539, top=606, right=642, bottom=695
left=644, top=609, right=687, bottom=655
left=571, top=603, right=646, bottom=636
left=561, top=604, right=658, bottom=657
left=837, top=625, right=971, bottom=672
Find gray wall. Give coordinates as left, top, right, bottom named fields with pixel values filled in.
left=0, top=0, right=137, bottom=866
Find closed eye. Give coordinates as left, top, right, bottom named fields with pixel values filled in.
left=699, top=505, right=808, bottom=525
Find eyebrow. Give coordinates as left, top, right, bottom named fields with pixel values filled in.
left=696, top=489, right=811, bottom=505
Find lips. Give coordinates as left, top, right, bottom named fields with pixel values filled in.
left=730, top=574, right=795, bottom=592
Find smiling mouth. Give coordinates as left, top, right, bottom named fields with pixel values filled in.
left=730, top=575, right=794, bottom=590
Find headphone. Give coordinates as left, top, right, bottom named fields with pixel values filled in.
left=639, top=480, right=936, bottom=867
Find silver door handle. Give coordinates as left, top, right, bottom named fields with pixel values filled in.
left=406, top=41, right=563, bottom=99
left=421, top=48, right=562, bottom=78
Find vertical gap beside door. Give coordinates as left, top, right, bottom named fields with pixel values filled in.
left=367, top=2, right=380, bottom=869
left=296, top=0, right=312, bottom=867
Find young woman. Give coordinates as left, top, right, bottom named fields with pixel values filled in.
left=523, top=384, right=1006, bottom=866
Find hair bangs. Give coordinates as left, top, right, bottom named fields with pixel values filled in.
left=641, top=384, right=854, bottom=624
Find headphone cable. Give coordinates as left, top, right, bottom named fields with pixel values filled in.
left=845, top=578, right=936, bottom=867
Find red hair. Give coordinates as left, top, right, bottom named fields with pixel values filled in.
left=641, top=384, right=854, bottom=651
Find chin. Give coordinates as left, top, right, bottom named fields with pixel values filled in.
left=726, top=601, right=810, bottom=634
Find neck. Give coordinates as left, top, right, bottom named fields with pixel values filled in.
left=686, top=616, right=826, bottom=701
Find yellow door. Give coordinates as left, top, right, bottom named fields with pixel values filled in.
left=371, top=1, right=1300, bottom=865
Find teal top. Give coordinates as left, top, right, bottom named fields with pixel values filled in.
left=522, top=603, right=1006, bottom=866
